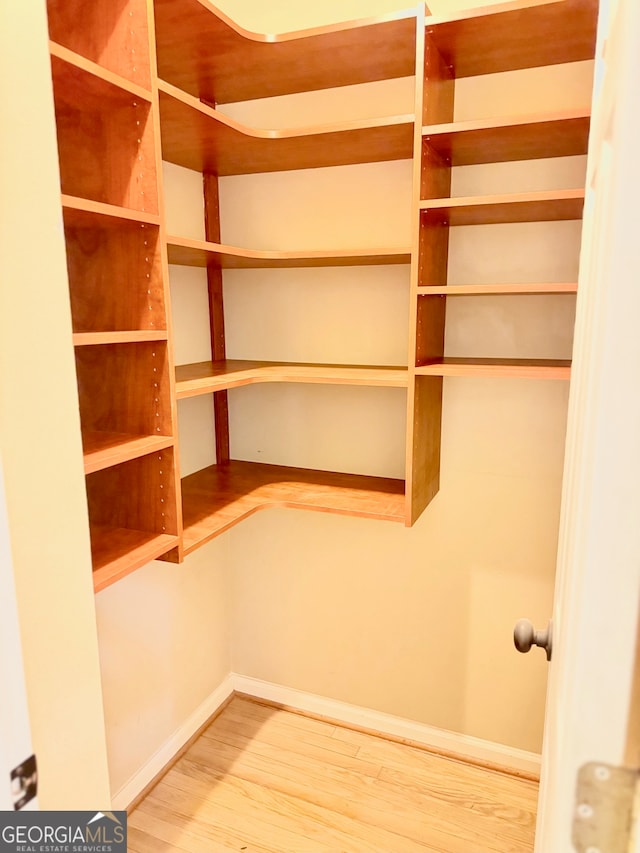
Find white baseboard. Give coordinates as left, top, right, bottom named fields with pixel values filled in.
left=111, top=675, right=234, bottom=810
left=113, top=672, right=541, bottom=807
left=230, top=673, right=541, bottom=779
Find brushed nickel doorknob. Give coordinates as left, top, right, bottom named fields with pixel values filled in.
left=514, top=618, right=553, bottom=661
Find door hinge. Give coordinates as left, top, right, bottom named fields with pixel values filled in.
left=573, top=762, right=639, bottom=853
left=10, top=754, right=37, bottom=810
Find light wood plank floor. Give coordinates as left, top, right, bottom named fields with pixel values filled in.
left=128, top=697, right=538, bottom=853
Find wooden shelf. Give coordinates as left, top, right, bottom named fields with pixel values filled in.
left=158, top=81, right=414, bottom=175
left=154, top=1, right=417, bottom=104
left=179, top=461, right=406, bottom=555
left=175, top=360, right=409, bottom=399
left=90, top=526, right=178, bottom=592
left=61, top=195, right=161, bottom=226
left=49, top=41, right=153, bottom=102
left=423, top=109, right=591, bottom=166
left=420, top=189, right=585, bottom=225
left=418, top=283, right=578, bottom=295
left=51, top=56, right=159, bottom=212
left=82, top=432, right=174, bottom=474
left=416, top=358, right=571, bottom=379
left=425, top=0, right=598, bottom=77
left=73, top=331, right=168, bottom=346
left=46, top=0, right=153, bottom=89
left=75, top=342, right=173, bottom=439
left=167, top=235, right=411, bottom=269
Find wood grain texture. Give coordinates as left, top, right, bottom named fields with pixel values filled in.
left=426, top=0, right=598, bottom=77
left=420, top=283, right=578, bottom=294
left=423, top=109, right=591, bottom=166
left=49, top=41, right=153, bottom=101
left=51, top=53, right=159, bottom=212
left=82, top=432, right=174, bottom=474
left=416, top=357, right=572, bottom=379
left=176, top=361, right=409, bottom=398
left=420, top=189, right=585, bottom=224
left=86, top=446, right=178, bottom=542
left=153, top=1, right=417, bottom=104
left=64, top=218, right=166, bottom=334
left=90, top=526, right=178, bottom=592
left=46, top=0, right=152, bottom=88
left=128, top=696, right=537, bottom=853
left=202, top=172, right=230, bottom=465
left=61, top=194, right=160, bottom=225
left=167, top=235, right=411, bottom=269
left=75, top=341, right=172, bottom=436
left=158, top=82, right=414, bottom=175
left=180, top=461, right=406, bottom=555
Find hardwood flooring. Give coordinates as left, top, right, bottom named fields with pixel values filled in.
left=128, top=697, right=538, bottom=853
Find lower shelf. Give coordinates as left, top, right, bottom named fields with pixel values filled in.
left=82, top=431, right=174, bottom=474
left=90, top=525, right=178, bottom=592
left=415, top=358, right=571, bottom=379
left=178, top=461, right=406, bottom=557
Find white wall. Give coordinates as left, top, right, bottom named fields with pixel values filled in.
left=0, top=1, right=110, bottom=808
left=94, top=0, right=594, bottom=799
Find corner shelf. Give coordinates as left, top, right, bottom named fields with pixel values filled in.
left=175, top=360, right=409, bottom=398
left=167, top=235, right=411, bottom=269
left=153, top=0, right=418, bottom=103
left=49, top=41, right=153, bottom=102
left=174, top=461, right=406, bottom=557
left=158, top=81, right=414, bottom=175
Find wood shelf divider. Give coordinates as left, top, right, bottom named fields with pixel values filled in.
left=90, top=527, right=179, bottom=592
left=82, top=432, right=175, bottom=474
left=61, top=195, right=161, bottom=226
left=416, top=358, right=572, bottom=379
left=424, top=0, right=598, bottom=77
left=422, top=108, right=591, bottom=166
left=73, top=331, right=169, bottom=346
left=420, top=189, right=586, bottom=225
left=49, top=41, right=153, bottom=101
left=419, top=283, right=579, bottom=295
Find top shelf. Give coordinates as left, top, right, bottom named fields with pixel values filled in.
left=153, top=0, right=418, bottom=104
left=425, top=0, right=598, bottom=77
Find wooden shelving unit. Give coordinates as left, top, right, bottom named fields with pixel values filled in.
left=420, top=190, right=586, bottom=225
left=415, top=358, right=572, bottom=380
left=45, top=0, right=598, bottom=585
left=175, top=361, right=409, bottom=398
left=46, top=0, right=181, bottom=590
left=158, top=81, right=414, bottom=175
left=170, top=461, right=406, bottom=559
left=167, top=236, right=411, bottom=269
left=405, top=0, right=598, bottom=525
left=153, top=0, right=417, bottom=103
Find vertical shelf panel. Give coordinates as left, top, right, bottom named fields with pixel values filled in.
left=63, top=213, right=166, bottom=332
left=75, top=341, right=173, bottom=439
left=50, top=54, right=158, bottom=212
left=46, top=0, right=153, bottom=89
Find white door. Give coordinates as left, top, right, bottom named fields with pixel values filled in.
left=0, top=456, right=37, bottom=811
left=535, top=0, right=640, bottom=848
